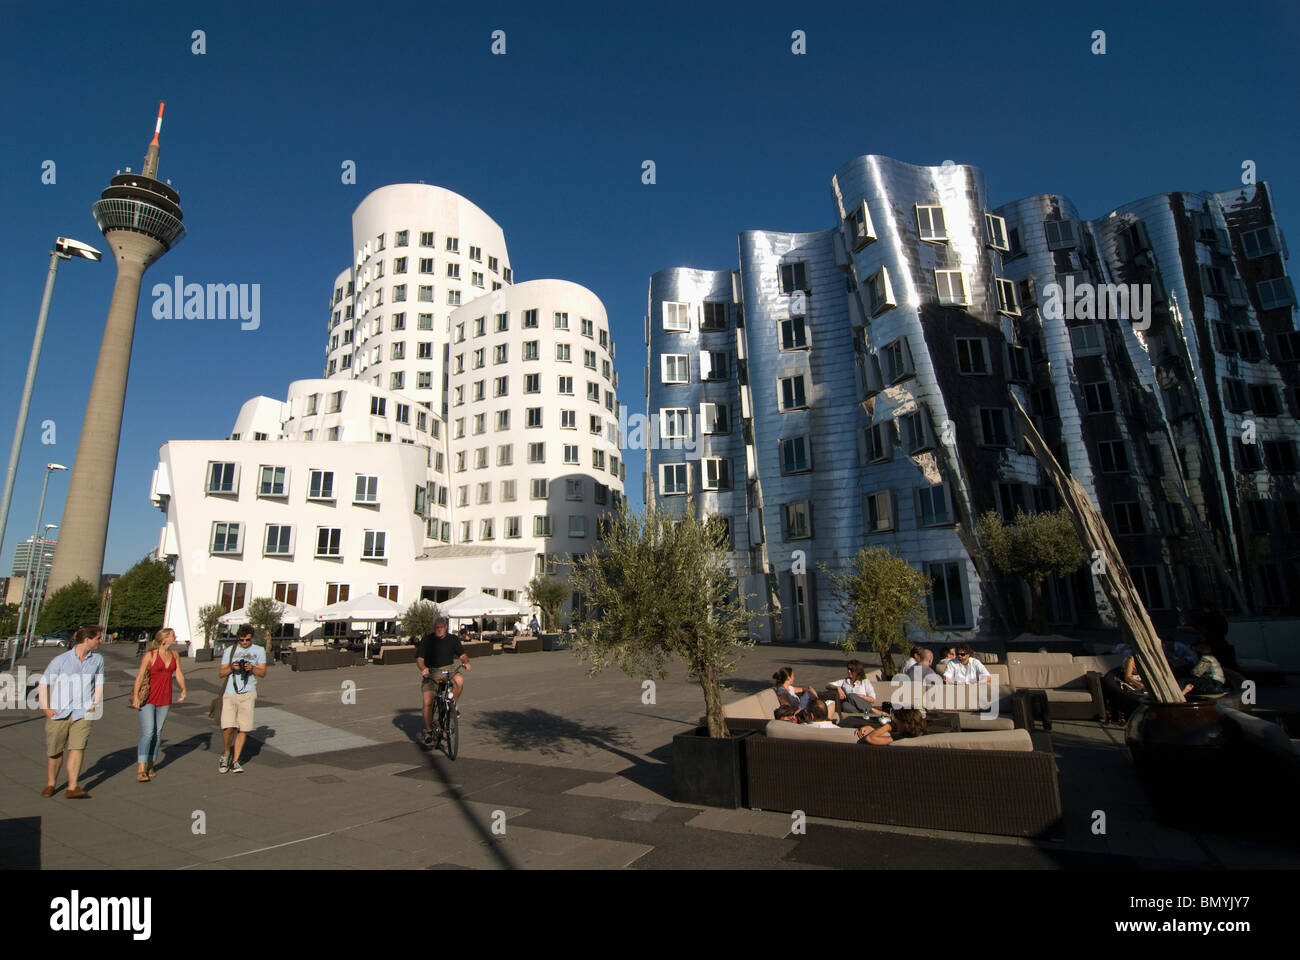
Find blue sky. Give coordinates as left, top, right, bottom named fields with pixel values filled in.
left=1, top=0, right=1296, bottom=575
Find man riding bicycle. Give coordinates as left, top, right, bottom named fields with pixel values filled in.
left=417, top=617, right=471, bottom=746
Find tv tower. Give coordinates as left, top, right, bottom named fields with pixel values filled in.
left=46, top=104, right=186, bottom=594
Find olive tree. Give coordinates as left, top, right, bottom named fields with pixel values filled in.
left=401, top=599, right=442, bottom=641
left=821, top=547, right=932, bottom=677
left=977, top=508, right=1086, bottom=635
left=245, top=597, right=284, bottom=647
left=568, top=501, right=762, bottom=738
left=525, top=575, right=568, bottom=632
left=196, top=603, right=225, bottom=650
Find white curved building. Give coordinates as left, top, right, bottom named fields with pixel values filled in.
left=154, top=185, right=622, bottom=648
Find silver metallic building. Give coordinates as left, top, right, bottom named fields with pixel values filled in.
left=646, top=156, right=1298, bottom=644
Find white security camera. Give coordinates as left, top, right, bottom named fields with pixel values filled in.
left=55, top=237, right=104, bottom=262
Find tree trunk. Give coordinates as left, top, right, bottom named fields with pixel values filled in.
left=697, top=658, right=730, bottom=738
left=1029, top=580, right=1048, bottom=635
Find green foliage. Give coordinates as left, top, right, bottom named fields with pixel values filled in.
left=107, top=557, right=173, bottom=630
left=35, top=578, right=101, bottom=635
left=401, top=599, right=442, bottom=641
left=526, top=575, right=569, bottom=632
left=245, top=597, right=284, bottom=645
left=567, top=501, right=762, bottom=738
left=196, top=603, right=225, bottom=648
left=821, top=547, right=932, bottom=676
left=977, top=508, right=1086, bottom=634
left=0, top=603, right=19, bottom=636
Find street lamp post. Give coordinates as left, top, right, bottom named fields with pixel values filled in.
left=25, top=523, right=60, bottom=654
left=0, top=238, right=101, bottom=566
left=9, top=462, right=65, bottom=670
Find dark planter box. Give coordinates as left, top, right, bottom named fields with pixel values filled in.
left=672, top=726, right=752, bottom=808
left=541, top=632, right=569, bottom=651
left=194, top=648, right=214, bottom=662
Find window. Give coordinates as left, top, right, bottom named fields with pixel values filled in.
left=1131, top=566, right=1167, bottom=611
left=522, top=309, right=538, bottom=329
left=534, top=516, right=553, bottom=538
left=217, top=582, right=247, bottom=614
left=779, top=262, right=809, bottom=294
left=308, top=469, right=334, bottom=500
left=264, top=524, right=293, bottom=556
left=977, top=408, right=1012, bottom=446
left=316, top=527, right=342, bottom=558
left=560, top=409, right=577, bottom=430
left=418, top=313, right=433, bottom=330
left=780, top=436, right=811, bottom=474
left=354, top=475, right=379, bottom=504
left=391, top=284, right=407, bottom=303
left=523, top=341, right=539, bottom=361
left=558, top=376, right=574, bottom=395
left=864, top=491, right=894, bottom=533
left=594, top=482, right=608, bottom=505
left=521, top=373, right=540, bottom=394
left=664, top=302, right=691, bottom=331
left=846, top=200, right=876, bottom=248
left=556, top=343, right=571, bottom=362
left=995, top=278, right=1020, bottom=315
left=584, top=349, right=597, bottom=370
left=207, top=462, right=238, bottom=494
left=780, top=318, right=808, bottom=350
left=593, top=449, right=605, bottom=470
left=474, top=447, right=488, bottom=469
left=566, top=479, right=584, bottom=501
left=661, top=408, right=691, bottom=440
left=473, top=380, right=485, bottom=401
left=917, top=484, right=952, bottom=527
left=530, top=478, right=550, bottom=501
left=528, top=442, right=545, bottom=463
left=1083, top=381, right=1114, bottom=414
left=864, top=422, right=892, bottom=463
left=478, top=519, right=494, bottom=540
left=445, top=237, right=459, bottom=253
left=568, top=516, right=587, bottom=538
left=501, top=479, right=517, bottom=502
left=370, top=396, right=386, bottom=417
left=414, top=483, right=428, bottom=516
left=901, top=411, right=935, bottom=453
left=419, top=231, right=434, bottom=247
left=447, top=290, right=461, bottom=306
left=916, top=205, right=947, bottom=241
left=700, top=402, right=729, bottom=435
left=1250, top=384, right=1282, bottom=417
left=661, top=463, right=688, bottom=495
left=956, top=339, right=989, bottom=375
left=1223, top=378, right=1249, bottom=413
left=662, top=355, right=689, bottom=383
left=783, top=501, right=812, bottom=539
left=258, top=465, right=287, bottom=497
left=985, top=213, right=1010, bottom=251
left=698, top=351, right=728, bottom=382
left=504, top=516, right=521, bottom=539
left=935, top=269, right=967, bottom=305
left=564, top=444, right=579, bottom=464
left=779, top=376, right=807, bottom=410
left=497, top=444, right=513, bottom=466
left=526, top=407, right=543, bottom=428
left=1097, top=440, right=1129, bottom=473
left=273, top=582, right=299, bottom=606
left=1235, top=437, right=1263, bottom=472
left=1240, top=227, right=1278, bottom=259
left=211, top=522, right=242, bottom=555
left=1044, top=219, right=1077, bottom=250
left=327, top=426, right=340, bottom=441
left=389, top=373, right=404, bottom=392
left=554, top=312, right=570, bottom=330
left=325, top=582, right=350, bottom=605
left=590, top=414, right=603, bottom=435
left=1264, top=441, right=1298, bottom=473
left=473, top=316, right=486, bottom=338
left=456, top=485, right=469, bottom=507
left=1258, top=277, right=1297, bottom=311
left=361, top=531, right=387, bottom=560
left=927, top=562, right=968, bottom=627
left=1113, top=502, right=1144, bottom=536
left=866, top=267, right=896, bottom=316
left=494, top=410, right=510, bottom=432
left=418, top=285, right=433, bottom=302
left=1070, top=325, right=1104, bottom=356
left=702, top=458, right=731, bottom=490
left=494, top=376, right=508, bottom=397
left=702, top=302, right=729, bottom=330
left=880, top=338, right=914, bottom=382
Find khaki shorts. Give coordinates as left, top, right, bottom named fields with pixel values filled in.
left=46, top=716, right=93, bottom=757
left=221, top=691, right=257, bottom=732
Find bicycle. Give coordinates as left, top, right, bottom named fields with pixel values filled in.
left=428, top=664, right=465, bottom=760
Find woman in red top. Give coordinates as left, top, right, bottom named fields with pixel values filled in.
left=131, top=628, right=188, bottom=781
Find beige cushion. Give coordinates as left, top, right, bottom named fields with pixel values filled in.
left=1009, top=662, right=1086, bottom=690
left=986, top=663, right=1013, bottom=690
left=723, top=687, right=783, bottom=720
left=892, top=729, right=1034, bottom=752
left=958, top=714, right=1016, bottom=731
left=1044, top=689, right=1095, bottom=703
left=1074, top=654, right=1124, bottom=676
left=1008, top=652, right=1075, bottom=667
left=763, top=719, right=860, bottom=744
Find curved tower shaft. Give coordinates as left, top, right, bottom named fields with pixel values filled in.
left=47, top=104, right=185, bottom=593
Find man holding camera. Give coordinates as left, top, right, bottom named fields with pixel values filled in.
left=218, top=625, right=266, bottom=773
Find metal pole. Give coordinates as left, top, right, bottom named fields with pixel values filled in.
left=10, top=468, right=53, bottom=669
left=26, top=536, right=55, bottom=652
left=0, top=252, right=61, bottom=565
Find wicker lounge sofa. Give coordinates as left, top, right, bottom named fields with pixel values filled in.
left=745, top=720, right=1062, bottom=838
left=1004, top=652, right=1118, bottom=722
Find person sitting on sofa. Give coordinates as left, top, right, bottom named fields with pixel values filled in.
left=773, top=704, right=802, bottom=723
left=935, top=645, right=957, bottom=677
left=828, top=660, right=879, bottom=715
left=774, top=667, right=826, bottom=715
left=898, top=647, right=940, bottom=682
left=856, top=708, right=926, bottom=745
left=800, top=699, right=840, bottom=729
left=943, top=645, right=991, bottom=684
left=1183, top=641, right=1230, bottom=698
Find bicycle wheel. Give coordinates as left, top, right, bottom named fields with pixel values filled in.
left=443, top=698, right=459, bottom=760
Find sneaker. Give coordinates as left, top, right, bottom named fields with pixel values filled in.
left=230, top=761, right=245, bottom=773
left=422, top=729, right=435, bottom=746
left=218, top=756, right=230, bottom=774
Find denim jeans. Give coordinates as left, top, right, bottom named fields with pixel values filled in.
left=138, top=703, right=170, bottom=764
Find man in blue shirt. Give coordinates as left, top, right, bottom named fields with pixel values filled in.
left=217, top=625, right=267, bottom=773
left=39, top=624, right=105, bottom=799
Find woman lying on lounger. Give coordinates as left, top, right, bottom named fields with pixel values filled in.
left=856, top=707, right=926, bottom=746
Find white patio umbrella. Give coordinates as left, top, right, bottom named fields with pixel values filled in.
left=440, top=590, right=523, bottom=619
left=219, top=603, right=319, bottom=626
left=314, top=592, right=404, bottom=621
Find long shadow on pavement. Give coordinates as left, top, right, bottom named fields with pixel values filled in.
left=390, top=708, right=518, bottom=870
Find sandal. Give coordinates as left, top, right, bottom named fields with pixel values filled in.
left=137, top=771, right=150, bottom=782
left=146, top=764, right=157, bottom=780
